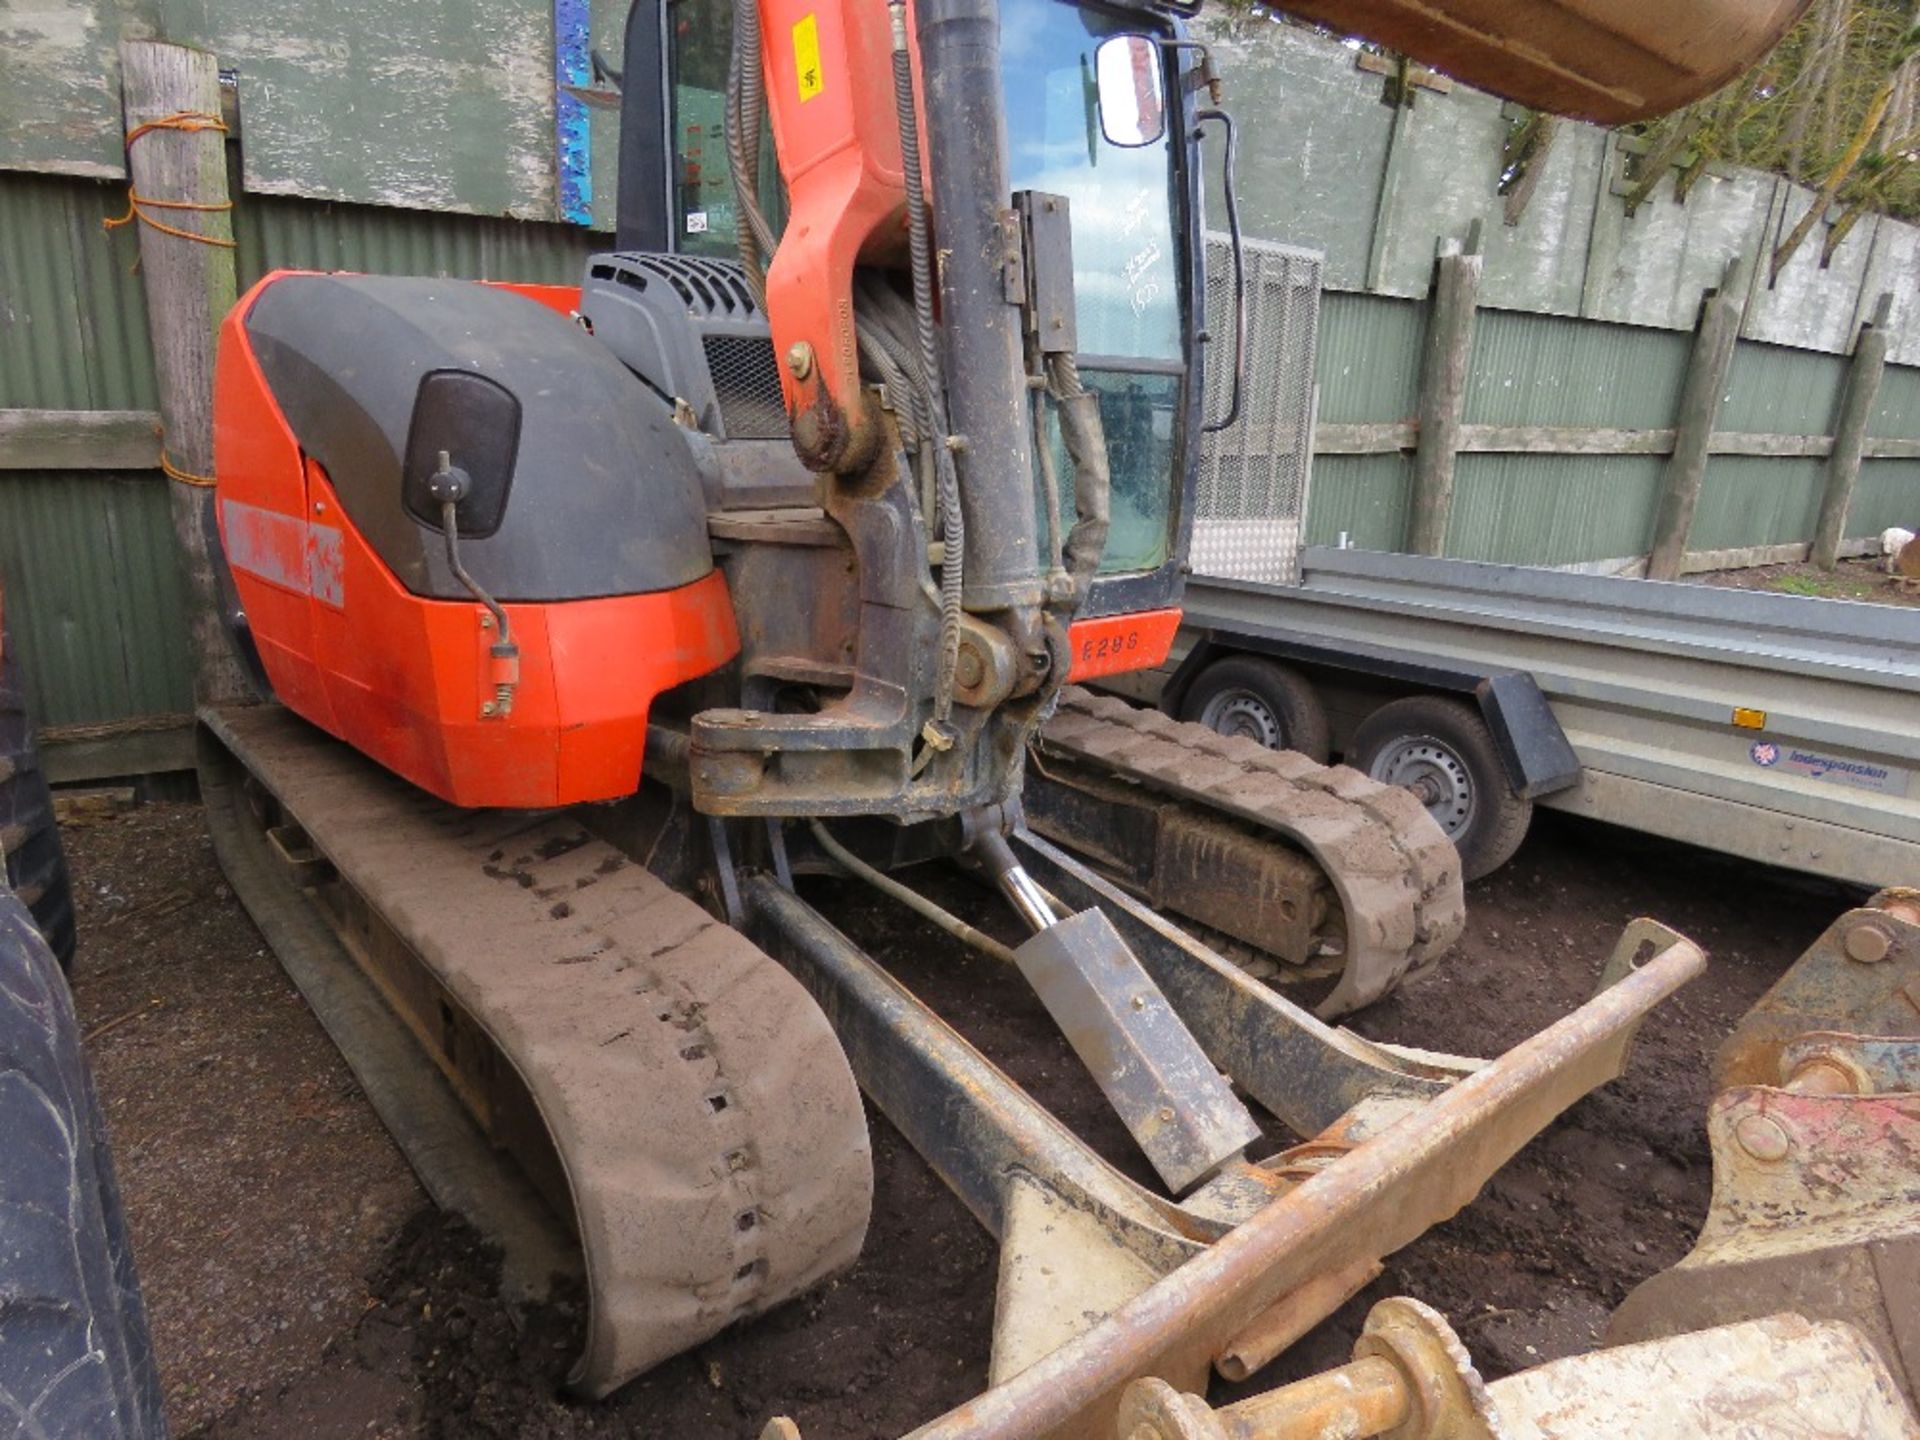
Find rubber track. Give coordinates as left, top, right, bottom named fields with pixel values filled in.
left=1034, top=687, right=1466, bottom=1015
left=206, top=706, right=873, bottom=1397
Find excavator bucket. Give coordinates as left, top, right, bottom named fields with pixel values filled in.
left=1609, top=889, right=1920, bottom=1407
left=1273, top=0, right=1814, bottom=125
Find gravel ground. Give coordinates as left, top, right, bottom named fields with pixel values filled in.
left=59, top=796, right=1858, bottom=1438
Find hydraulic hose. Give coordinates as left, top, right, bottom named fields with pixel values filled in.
left=1048, top=353, right=1111, bottom=603
left=808, top=822, right=1016, bottom=965
left=725, top=0, right=777, bottom=301
left=889, top=0, right=964, bottom=738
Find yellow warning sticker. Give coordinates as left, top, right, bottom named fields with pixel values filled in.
left=793, top=13, right=823, bottom=102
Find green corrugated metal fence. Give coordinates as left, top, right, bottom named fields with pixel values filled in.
left=1303, top=285, right=1920, bottom=567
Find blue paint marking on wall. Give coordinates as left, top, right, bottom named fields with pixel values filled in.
left=554, top=0, right=593, bottom=225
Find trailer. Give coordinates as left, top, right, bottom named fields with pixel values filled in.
left=1107, top=544, right=1920, bottom=888
left=1094, top=234, right=1920, bottom=891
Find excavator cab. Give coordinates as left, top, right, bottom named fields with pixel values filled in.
left=657, top=0, right=1202, bottom=615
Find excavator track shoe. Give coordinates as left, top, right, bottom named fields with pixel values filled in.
left=200, top=705, right=872, bottom=1397
left=1032, top=688, right=1465, bottom=1016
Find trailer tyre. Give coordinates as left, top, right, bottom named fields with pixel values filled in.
left=1350, top=695, right=1531, bottom=881
left=0, top=889, right=166, bottom=1439
left=1182, top=656, right=1331, bottom=763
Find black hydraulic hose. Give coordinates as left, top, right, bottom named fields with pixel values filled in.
left=889, top=0, right=964, bottom=735
left=1199, top=107, right=1246, bottom=433
left=1048, top=353, right=1110, bottom=604
left=725, top=0, right=776, bottom=300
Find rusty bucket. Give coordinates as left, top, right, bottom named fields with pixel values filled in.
left=1277, top=0, right=1814, bottom=124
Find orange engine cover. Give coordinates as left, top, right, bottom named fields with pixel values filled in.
left=213, top=273, right=740, bottom=809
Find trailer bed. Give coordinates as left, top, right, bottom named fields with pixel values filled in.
left=1164, top=547, right=1920, bottom=889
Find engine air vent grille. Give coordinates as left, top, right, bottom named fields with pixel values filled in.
left=701, top=335, right=790, bottom=440
left=598, top=253, right=762, bottom=319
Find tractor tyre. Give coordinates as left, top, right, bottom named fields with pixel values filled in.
left=0, top=886, right=165, bottom=1438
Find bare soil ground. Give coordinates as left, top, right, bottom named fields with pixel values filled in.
left=1696, top=554, right=1920, bottom=607
left=61, top=798, right=1859, bottom=1439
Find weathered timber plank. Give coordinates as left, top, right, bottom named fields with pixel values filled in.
left=1314, top=422, right=1416, bottom=455
left=1648, top=271, right=1745, bottom=581
left=1407, top=246, right=1481, bottom=556
left=1456, top=425, right=1674, bottom=455
left=1813, top=295, right=1893, bottom=569
left=0, top=409, right=161, bottom=470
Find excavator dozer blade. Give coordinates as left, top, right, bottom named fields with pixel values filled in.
left=1609, top=890, right=1920, bottom=1408
left=1278, top=0, right=1814, bottom=126
left=198, top=704, right=874, bottom=1398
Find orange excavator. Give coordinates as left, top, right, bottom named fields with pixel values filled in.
left=193, top=0, right=1829, bottom=1434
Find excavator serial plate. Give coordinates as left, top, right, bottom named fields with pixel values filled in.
left=199, top=704, right=872, bottom=1397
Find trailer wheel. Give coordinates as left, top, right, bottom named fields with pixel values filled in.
left=1349, top=695, right=1531, bottom=881
left=1182, top=656, right=1331, bottom=763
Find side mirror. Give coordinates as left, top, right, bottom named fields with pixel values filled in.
left=1094, top=35, right=1166, bottom=148
left=402, top=369, right=522, bottom=537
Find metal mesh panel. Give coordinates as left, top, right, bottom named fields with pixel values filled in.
left=1193, top=234, right=1323, bottom=585
left=701, top=334, right=791, bottom=440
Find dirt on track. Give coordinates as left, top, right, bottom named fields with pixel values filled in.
left=60, top=798, right=1858, bottom=1439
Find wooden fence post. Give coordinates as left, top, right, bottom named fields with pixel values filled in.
left=1811, top=292, right=1892, bottom=571
left=1406, top=229, right=1482, bottom=557
left=1645, top=262, right=1744, bottom=581
left=119, top=39, right=253, bottom=705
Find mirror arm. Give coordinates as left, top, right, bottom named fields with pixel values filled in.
left=1196, top=107, right=1245, bottom=434
left=1154, top=36, right=1221, bottom=107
